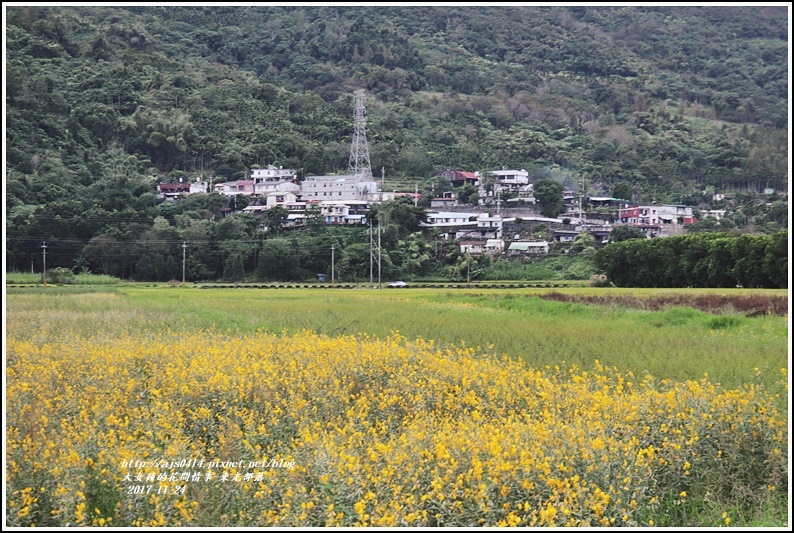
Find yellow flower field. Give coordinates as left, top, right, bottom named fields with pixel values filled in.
left=6, top=326, right=787, bottom=526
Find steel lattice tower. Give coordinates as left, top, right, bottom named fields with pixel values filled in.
left=348, top=89, right=372, bottom=181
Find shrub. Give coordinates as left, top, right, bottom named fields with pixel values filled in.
left=588, top=274, right=611, bottom=287
left=47, top=267, right=75, bottom=284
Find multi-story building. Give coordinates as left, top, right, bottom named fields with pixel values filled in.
left=300, top=175, right=380, bottom=201
left=252, top=166, right=296, bottom=195
left=318, top=200, right=369, bottom=225
left=439, top=170, right=479, bottom=187
left=214, top=180, right=255, bottom=197
left=618, top=205, right=696, bottom=226
left=156, top=182, right=190, bottom=201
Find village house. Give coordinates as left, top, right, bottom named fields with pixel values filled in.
left=430, top=191, right=458, bottom=208
left=460, top=240, right=487, bottom=255
left=700, top=209, right=726, bottom=220
left=475, top=169, right=529, bottom=203
left=507, top=241, right=550, bottom=255
left=618, top=205, right=696, bottom=226
left=319, top=200, right=369, bottom=225
left=190, top=179, right=209, bottom=195
left=301, top=174, right=380, bottom=201
left=484, top=238, right=505, bottom=255
left=460, top=238, right=506, bottom=257
left=266, top=191, right=298, bottom=208
left=214, top=180, right=255, bottom=197
left=251, top=165, right=296, bottom=196
left=439, top=170, right=479, bottom=187
left=422, top=212, right=479, bottom=240
left=553, top=229, right=579, bottom=243
left=156, top=182, right=191, bottom=201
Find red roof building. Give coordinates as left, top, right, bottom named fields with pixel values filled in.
left=439, top=170, right=479, bottom=187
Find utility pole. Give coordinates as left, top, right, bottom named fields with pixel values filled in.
left=414, top=183, right=418, bottom=206
left=466, top=250, right=470, bottom=285
left=182, top=241, right=186, bottom=285
left=331, top=245, right=335, bottom=286
left=369, top=219, right=373, bottom=289
left=41, top=242, right=47, bottom=285
left=579, top=175, right=584, bottom=227
left=378, top=221, right=382, bottom=290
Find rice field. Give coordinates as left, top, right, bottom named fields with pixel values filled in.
left=5, top=286, right=789, bottom=526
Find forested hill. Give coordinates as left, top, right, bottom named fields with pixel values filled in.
left=5, top=5, right=789, bottom=212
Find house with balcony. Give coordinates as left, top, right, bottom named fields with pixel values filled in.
left=214, top=180, right=255, bottom=197
left=157, top=182, right=191, bottom=201
left=301, top=174, right=380, bottom=201
left=318, top=200, right=369, bottom=225
left=507, top=241, right=550, bottom=255
left=252, top=166, right=296, bottom=196
left=618, top=205, right=696, bottom=227
left=266, top=191, right=298, bottom=208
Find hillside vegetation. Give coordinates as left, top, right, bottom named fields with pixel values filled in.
left=5, top=6, right=789, bottom=278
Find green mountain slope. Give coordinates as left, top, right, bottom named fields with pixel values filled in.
left=4, top=6, right=789, bottom=277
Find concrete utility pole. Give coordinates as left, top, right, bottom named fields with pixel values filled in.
left=331, top=245, right=335, bottom=286
left=378, top=221, right=382, bottom=290
left=369, top=220, right=373, bottom=289
left=182, top=241, right=186, bottom=285
left=41, top=241, right=47, bottom=285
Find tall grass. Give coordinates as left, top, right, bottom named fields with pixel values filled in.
left=5, top=287, right=787, bottom=392
left=483, top=256, right=599, bottom=280
left=5, top=271, right=121, bottom=285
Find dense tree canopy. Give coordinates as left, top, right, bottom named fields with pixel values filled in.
left=595, top=231, right=787, bottom=288
left=5, top=6, right=788, bottom=283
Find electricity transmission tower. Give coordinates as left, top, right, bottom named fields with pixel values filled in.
left=348, top=89, right=372, bottom=182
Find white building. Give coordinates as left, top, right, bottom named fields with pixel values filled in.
left=508, top=241, right=550, bottom=255
left=318, top=200, right=368, bottom=225
left=460, top=238, right=505, bottom=256
left=190, top=180, right=209, bottom=195
left=252, top=166, right=296, bottom=195
left=701, top=209, right=726, bottom=220
left=619, top=205, right=695, bottom=226
left=484, top=169, right=529, bottom=186
left=476, top=213, right=514, bottom=239
left=476, top=169, right=530, bottom=200
left=424, top=212, right=478, bottom=225
left=455, top=214, right=515, bottom=240
left=485, top=239, right=504, bottom=255
left=300, top=174, right=379, bottom=201
left=214, top=180, right=255, bottom=197
left=266, top=191, right=298, bottom=208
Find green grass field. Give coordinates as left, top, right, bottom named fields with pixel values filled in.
left=5, top=286, right=789, bottom=526
left=7, top=285, right=786, bottom=391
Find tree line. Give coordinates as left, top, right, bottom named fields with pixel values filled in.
left=595, top=231, right=788, bottom=288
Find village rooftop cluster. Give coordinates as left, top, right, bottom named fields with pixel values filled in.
left=154, top=165, right=717, bottom=258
